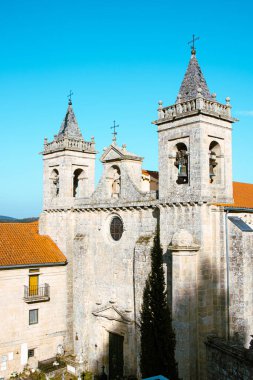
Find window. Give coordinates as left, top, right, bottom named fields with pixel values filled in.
left=28, top=349, right=35, bottom=358
left=110, top=216, right=123, bottom=241
left=29, top=268, right=40, bottom=273
left=29, top=309, right=38, bottom=325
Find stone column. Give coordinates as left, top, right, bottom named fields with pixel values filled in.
left=169, top=229, right=199, bottom=380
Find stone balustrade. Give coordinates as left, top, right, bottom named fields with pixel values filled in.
left=158, top=93, right=232, bottom=120
left=43, top=137, right=96, bottom=154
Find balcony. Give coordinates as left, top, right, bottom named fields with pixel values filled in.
left=24, top=284, right=50, bottom=303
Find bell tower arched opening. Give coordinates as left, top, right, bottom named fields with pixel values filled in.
left=50, top=169, right=59, bottom=198
left=73, top=168, right=85, bottom=198
left=174, top=143, right=188, bottom=184
left=209, top=141, right=221, bottom=184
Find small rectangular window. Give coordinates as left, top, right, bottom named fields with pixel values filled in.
left=28, top=349, right=35, bottom=358
left=29, top=268, right=40, bottom=273
left=29, top=309, right=38, bottom=325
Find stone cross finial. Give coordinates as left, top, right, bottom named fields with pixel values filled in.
left=111, top=120, right=119, bottom=143
left=67, top=90, right=74, bottom=105
left=188, top=34, right=200, bottom=55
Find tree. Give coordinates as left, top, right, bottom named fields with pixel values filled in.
left=140, top=228, right=178, bottom=379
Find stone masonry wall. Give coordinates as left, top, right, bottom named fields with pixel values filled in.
left=206, top=335, right=253, bottom=380
left=229, top=215, right=253, bottom=346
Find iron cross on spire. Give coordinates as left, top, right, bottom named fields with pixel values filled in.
left=188, top=34, right=200, bottom=55
left=111, top=120, right=119, bottom=143
left=67, top=90, right=74, bottom=105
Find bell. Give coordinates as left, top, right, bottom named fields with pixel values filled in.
left=178, top=164, right=187, bottom=178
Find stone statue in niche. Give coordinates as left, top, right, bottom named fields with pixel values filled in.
left=209, top=151, right=217, bottom=182
left=51, top=171, right=59, bottom=197
left=112, top=168, right=120, bottom=197
left=174, top=150, right=188, bottom=184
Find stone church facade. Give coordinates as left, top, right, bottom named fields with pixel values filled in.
left=39, top=48, right=253, bottom=380
left=1, top=48, right=253, bottom=380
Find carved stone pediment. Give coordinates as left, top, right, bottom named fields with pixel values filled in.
left=92, top=304, right=133, bottom=324
left=100, top=144, right=142, bottom=163
left=102, top=148, right=122, bottom=161
left=100, top=146, right=125, bottom=163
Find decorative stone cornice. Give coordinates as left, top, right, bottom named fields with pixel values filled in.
left=168, top=246, right=200, bottom=254
left=43, top=200, right=211, bottom=213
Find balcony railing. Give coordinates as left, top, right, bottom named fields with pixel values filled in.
left=24, top=284, right=50, bottom=303
left=157, top=95, right=232, bottom=121
left=43, top=137, right=96, bottom=154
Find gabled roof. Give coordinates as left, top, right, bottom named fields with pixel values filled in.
left=0, top=222, right=67, bottom=268
left=57, top=101, right=84, bottom=140
left=177, top=53, right=212, bottom=102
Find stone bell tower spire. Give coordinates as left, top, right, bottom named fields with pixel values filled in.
left=42, top=96, right=96, bottom=210
left=57, top=93, right=84, bottom=141
left=153, top=46, right=237, bottom=203
left=177, top=49, right=212, bottom=102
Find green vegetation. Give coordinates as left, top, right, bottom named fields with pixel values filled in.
left=140, top=228, right=178, bottom=379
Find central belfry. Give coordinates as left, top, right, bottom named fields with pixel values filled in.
left=153, top=48, right=236, bottom=204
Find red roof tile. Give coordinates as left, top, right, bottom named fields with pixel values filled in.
left=0, top=222, right=67, bottom=267
left=228, top=182, right=253, bottom=209
left=215, top=182, right=253, bottom=209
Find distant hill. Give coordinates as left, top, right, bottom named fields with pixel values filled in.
left=0, top=215, right=38, bottom=223
left=0, top=215, right=16, bottom=221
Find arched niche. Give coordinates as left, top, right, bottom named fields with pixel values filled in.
left=50, top=169, right=59, bottom=197
left=73, top=168, right=86, bottom=198
left=173, top=142, right=189, bottom=184
left=108, top=165, right=121, bottom=198
left=209, top=141, right=221, bottom=184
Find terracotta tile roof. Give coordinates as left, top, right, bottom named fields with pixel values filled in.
left=142, top=169, right=159, bottom=179
left=216, top=182, right=253, bottom=209
left=0, top=222, right=67, bottom=267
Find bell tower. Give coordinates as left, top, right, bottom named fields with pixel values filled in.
left=42, top=98, right=96, bottom=210
left=153, top=48, right=237, bottom=203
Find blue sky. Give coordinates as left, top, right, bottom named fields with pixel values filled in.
left=0, top=0, right=253, bottom=218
